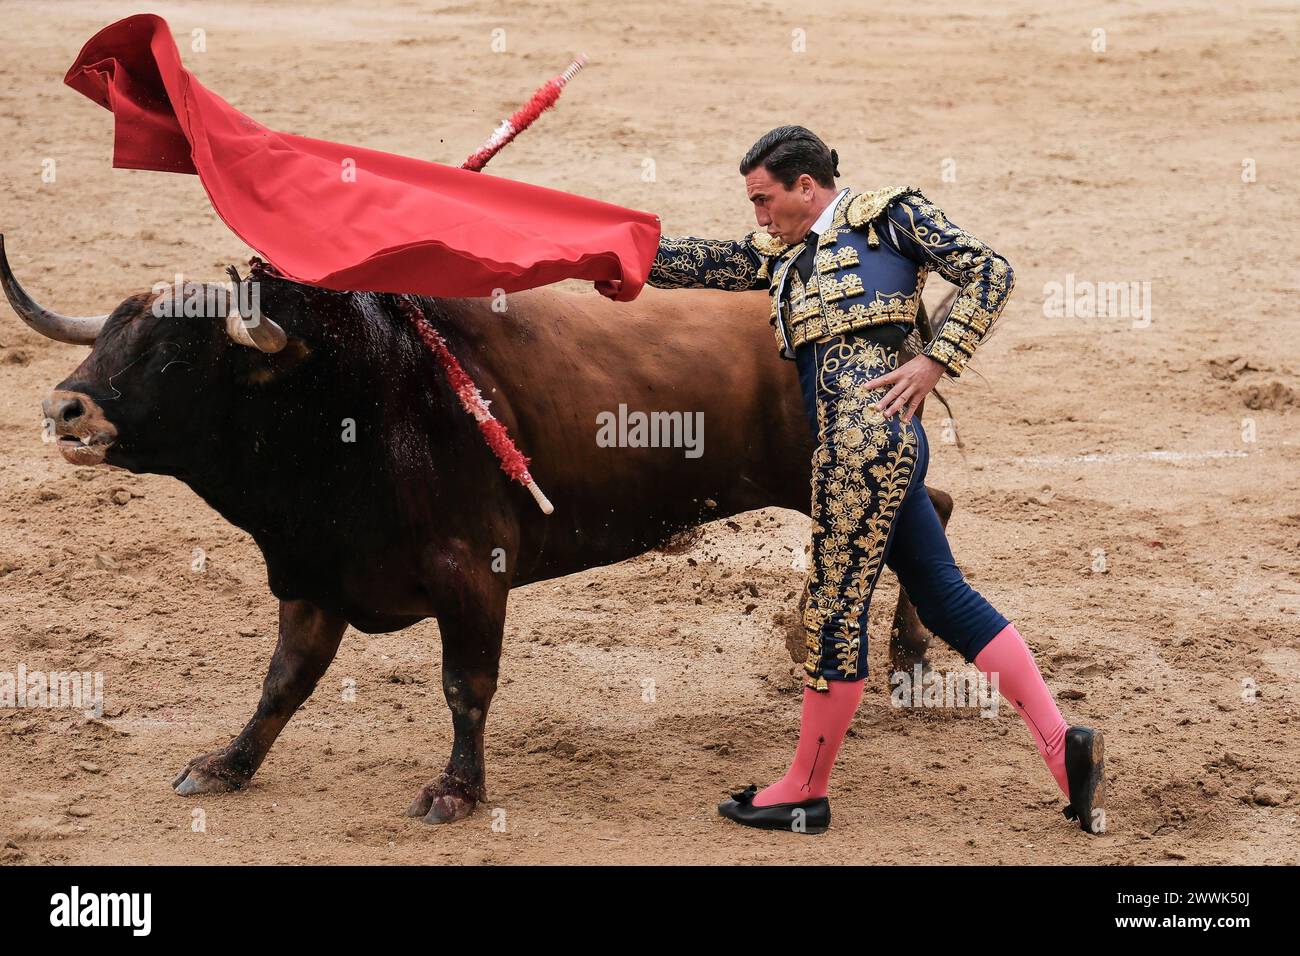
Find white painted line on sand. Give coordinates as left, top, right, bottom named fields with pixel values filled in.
left=1011, top=449, right=1251, bottom=465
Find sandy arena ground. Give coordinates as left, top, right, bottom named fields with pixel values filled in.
left=1, top=0, right=1298, bottom=865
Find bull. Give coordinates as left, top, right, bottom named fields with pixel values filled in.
left=1, top=236, right=956, bottom=823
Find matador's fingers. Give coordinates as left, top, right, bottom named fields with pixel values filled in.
left=900, top=393, right=922, bottom=424
left=880, top=384, right=914, bottom=419
left=876, top=380, right=909, bottom=415
left=861, top=367, right=900, bottom=390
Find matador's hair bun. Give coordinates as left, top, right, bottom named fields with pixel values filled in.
left=830, top=148, right=840, bottom=177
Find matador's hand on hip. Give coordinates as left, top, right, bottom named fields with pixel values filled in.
left=863, top=354, right=946, bottom=424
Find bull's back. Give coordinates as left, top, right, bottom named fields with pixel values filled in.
left=456, top=287, right=813, bottom=582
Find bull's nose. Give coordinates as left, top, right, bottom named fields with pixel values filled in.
left=42, top=394, right=85, bottom=426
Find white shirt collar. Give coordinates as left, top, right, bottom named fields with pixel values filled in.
left=809, top=187, right=849, bottom=238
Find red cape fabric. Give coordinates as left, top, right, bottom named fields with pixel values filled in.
left=64, top=14, right=661, bottom=300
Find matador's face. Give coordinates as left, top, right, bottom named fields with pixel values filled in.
left=744, top=166, right=820, bottom=246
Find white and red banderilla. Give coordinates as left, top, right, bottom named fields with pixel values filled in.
left=400, top=54, right=588, bottom=516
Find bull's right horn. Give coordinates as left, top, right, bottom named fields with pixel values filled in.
left=0, top=234, right=109, bottom=345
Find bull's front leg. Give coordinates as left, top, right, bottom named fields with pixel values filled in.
left=407, top=551, right=508, bottom=825
left=173, top=599, right=346, bottom=795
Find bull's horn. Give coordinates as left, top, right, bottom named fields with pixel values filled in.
left=223, top=265, right=287, bottom=353
left=0, top=234, right=108, bottom=345
left=225, top=306, right=288, bottom=353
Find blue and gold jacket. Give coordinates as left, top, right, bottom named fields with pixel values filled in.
left=646, top=186, right=1015, bottom=376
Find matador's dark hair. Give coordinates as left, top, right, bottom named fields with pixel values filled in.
left=739, top=125, right=839, bottom=189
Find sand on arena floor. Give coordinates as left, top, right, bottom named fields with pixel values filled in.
left=0, top=0, right=1297, bottom=864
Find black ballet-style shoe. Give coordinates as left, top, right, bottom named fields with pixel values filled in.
left=717, top=785, right=830, bottom=835
left=1061, top=726, right=1106, bottom=834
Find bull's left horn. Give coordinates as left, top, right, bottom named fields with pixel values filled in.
left=0, top=234, right=109, bottom=345
left=223, top=266, right=287, bottom=353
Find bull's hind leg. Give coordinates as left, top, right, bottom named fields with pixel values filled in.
left=886, top=485, right=954, bottom=676
left=407, top=560, right=507, bottom=825
left=173, top=600, right=346, bottom=795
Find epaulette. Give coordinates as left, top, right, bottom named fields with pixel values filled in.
left=846, top=185, right=917, bottom=247
left=747, top=230, right=788, bottom=257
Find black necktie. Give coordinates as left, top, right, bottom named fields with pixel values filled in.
left=795, top=230, right=818, bottom=285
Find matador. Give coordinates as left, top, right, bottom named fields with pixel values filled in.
left=599, top=125, right=1106, bottom=836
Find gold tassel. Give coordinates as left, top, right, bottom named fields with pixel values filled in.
left=867, top=222, right=880, bottom=248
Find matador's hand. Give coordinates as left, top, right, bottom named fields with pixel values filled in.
left=595, top=279, right=624, bottom=300
left=862, top=354, right=946, bottom=424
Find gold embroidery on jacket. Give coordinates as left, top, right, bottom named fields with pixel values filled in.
left=652, top=188, right=1012, bottom=375
left=767, top=242, right=808, bottom=331
left=817, top=246, right=860, bottom=273
left=647, top=236, right=764, bottom=291
left=887, top=193, right=1015, bottom=376
left=773, top=188, right=929, bottom=352
left=791, top=285, right=923, bottom=344
left=819, top=272, right=865, bottom=304
left=820, top=225, right=848, bottom=247
left=749, top=230, right=788, bottom=257
left=788, top=267, right=820, bottom=317
left=846, top=186, right=914, bottom=229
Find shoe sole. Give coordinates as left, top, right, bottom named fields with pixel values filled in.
left=718, top=804, right=830, bottom=835
left=724, top=819, right=830, bottom=836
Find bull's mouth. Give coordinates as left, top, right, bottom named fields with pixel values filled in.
left=44, top=390, right=119, bottom=466
left=55, top=432, right=115, bottom=465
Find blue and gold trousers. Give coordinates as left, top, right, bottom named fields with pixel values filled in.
left=796, top=329, right=1010, bottom=691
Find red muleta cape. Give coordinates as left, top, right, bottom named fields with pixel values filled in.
left=64, top=14, right=661, bottom=301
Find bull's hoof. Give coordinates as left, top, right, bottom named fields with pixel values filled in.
left=172, top=751, right=249, bottom=796
left=406, top=772, right=481, bottom=825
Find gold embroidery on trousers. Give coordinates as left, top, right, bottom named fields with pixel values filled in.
left=800, top=336, right=918, bottom=687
